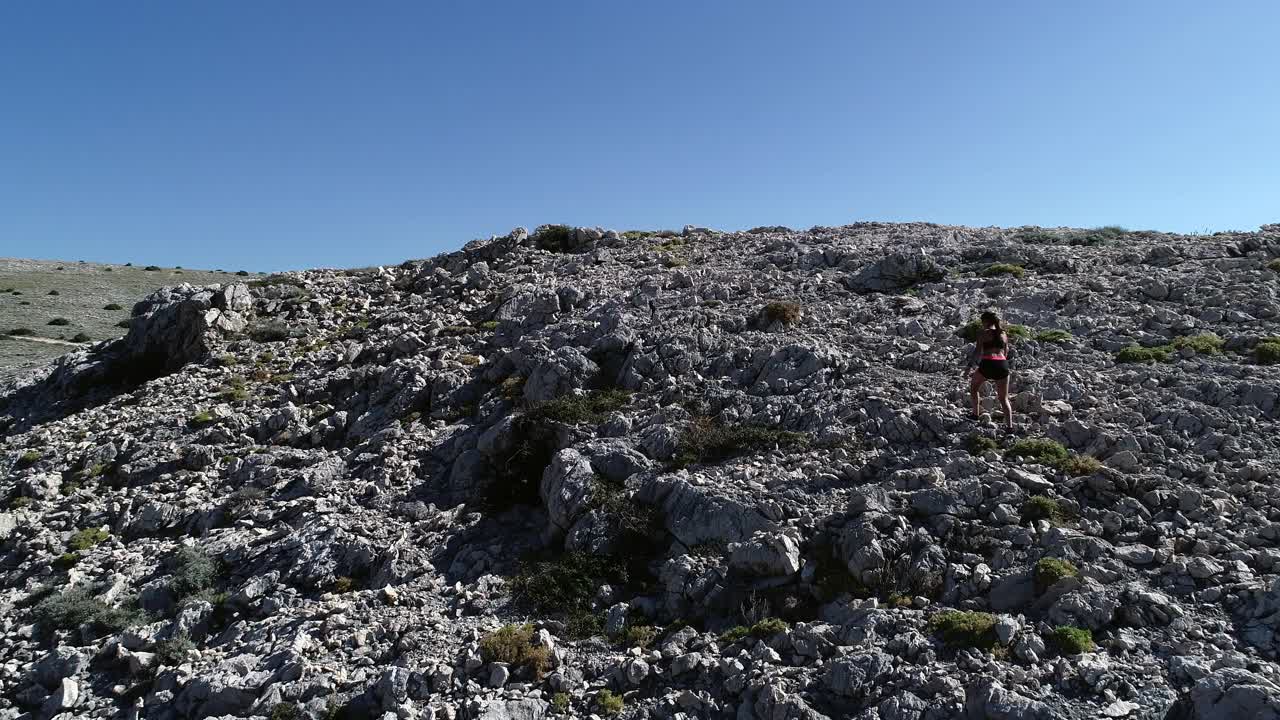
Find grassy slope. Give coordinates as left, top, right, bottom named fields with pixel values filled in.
left=0, top=258, right=263, bottom=379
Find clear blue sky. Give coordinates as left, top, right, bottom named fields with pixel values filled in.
left=2, top=2, right=1277, bottom=271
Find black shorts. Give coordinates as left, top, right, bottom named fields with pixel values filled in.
left=977, top=359, right=1010, bottom=381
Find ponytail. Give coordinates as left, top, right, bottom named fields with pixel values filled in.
left=980, top=311, right=1002, bottom=332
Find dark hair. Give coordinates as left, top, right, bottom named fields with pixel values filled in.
left=980, top=311, right=1002, bottom=332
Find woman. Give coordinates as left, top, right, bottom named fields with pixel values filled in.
left=966, top=311, right=1014, bottom=429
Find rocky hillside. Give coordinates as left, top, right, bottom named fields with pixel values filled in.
left=2, top=222, right=1280, bottom=720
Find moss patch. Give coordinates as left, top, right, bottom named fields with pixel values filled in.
left=1021, top=495, right=1069, bottom=525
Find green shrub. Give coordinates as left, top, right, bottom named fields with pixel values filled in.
left=928, top=611, right=998, bottom=649
left=531, top=389, right=631, bottom=424
left=596, top=689, right=624, bottom=716
left=248, top=321, right=293, bottom=343
left=47, top=318, right=71, bottom=326
left=70, top=333, right=91, bottom=343
left=154, top=633, right=196, bottom=665
left=479, top=320, right=500, bottom=331
left=9, top=496, right=33, bottom=510
left=5, top=327, right=34, bottom=336
left=67, top=528, right=108, bottom=551
left=235, top=270, right=250, bottom=276
left=1006, top=324, right=1031, bottom=340
left=510, top=553, right=625, bottom=640
left=965, top=434, right=998, bottom=455
left=332, top=576, right=358, bottom=594
left=982, top=263, right=1026, bottom=279
left=48, top=289, right=60, bottom=295
left=478, top=624, right=552, bottom=679
left=32, top=586, right=146, bottom=635
left=1256, top=338, right=1280, bottom=365
left=17, top=450, right=41, bottom=466
left=1056, top=454, right=1101, bottom=476
left=720, top=617, right=788, bottom=644
left=673, top=416, right=810, bottom=468
left=552, top=693, right=570, bottom=713
left=269, top=704, right=302, bottom=720
left=1115, top=344, right=1171, bottom=364
left=144, top=265, right=162, bottom=271
left=621, top=624, right=657, bottom=648
left=1034, top=558, right=1080, bottom=593
left=116, top=319, right=131, bottom=329
left=218, top=376, right=249, bottom=402
left=169, top=547, right=219, bottom=599
left=54, top=552, right=80, bottom=569
left=1021, top=495, right=1068, bottom=525
left=533, top=224, right=575, bottom=253
left=1006, top=438, right=1069, bottom=464
left=1050, top=626, right=1095, bottom=654
left=761, top=301, right=802, bottom=326
left=459, top=354, right=483, bottom=366
left=103, top=303, right=123, bottom=311
left=1267, top=259, right=1280, bottom=272
left=1034, top=329, right=1072, bottom=343
left=190, top=411, right=216, bottom=427
left=1172, top=333, right=1224, bottom=355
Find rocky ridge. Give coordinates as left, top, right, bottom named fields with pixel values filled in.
left=2, top=222, right=1280, bottom=720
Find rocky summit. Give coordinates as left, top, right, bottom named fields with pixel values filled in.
left=3, top=222, right=1280, bottom=720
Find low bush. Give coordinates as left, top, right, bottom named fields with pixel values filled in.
left=1268, top=259, right=1280, bottom=272
left=218, top=376, right=249, bottom=403
left=510, top=552, right=624, bottom=639
left=70, top=333, right=91, bottom=343
left=116, top=319, right=132, bottom=329
left=169, top=547, right=220, bottom=599
left=1050, top=625, right=1095, bottom=654
left=928, top=610, right=998, bottom=649
left=1115, top=344, right=1171, bottom=364
left=1034, top=558, right=1080, bottom=593
left=673, top=416, right=810, bottom=468
left=1172, top=333, right=1224, bottom=355
left=103, top=303, right=123, bottom=311
left=957, top=319, right=1030, bottom=343
left=1255, top=337, right=1280, bottom=365
left=621, top=624, right=657, bottom=648
left=596, top=690, right=624, bottom=716
left=552, top=693, right=570, bottom=713
left=720, top=617, right=789, bottom=644
left=47, top=289, right=60, bottom=296
left=235, top=270, right=250, bottom=276
left=1021, top=495, right=1069, bottom=525
left=68, top=527, right=109, bottom=551
left=47, top=318, right=71, bottom=326
left=6, top=328, right=35, bottom=336
left=1006, top=438, right=1069, bottom=465
left=248, top=321, right=293, bottom=343
left=54, top=552, right=80, bottom=569
left=332, top=576, right=358, bottom=594
left=144, top=265, right=162, bottom=271
left=459, top=354, right=483, bottom=366
left=533, top=224, right=575, bottom=253
left=269, top=704, right=301, bottom=720
left=32, top=586, right=147, bottom=635
left=479, top=320, right=500, bottom=331
left=155, top=633, right=196, bottom=665
left=1034, top=329, right=1072, bottom=343
left=531, top=389, right=630, bottom=424
left=17, top=450, right=41, bottom=466
left=982, top=263, right=1026, bottom=279
left=761, top=301, right=802, bottom=327
left=965, top=434, right=999, bottom=456
left=479, top=624, right=552, bottom=679
left=1056, top=454, right=1101, bottom=476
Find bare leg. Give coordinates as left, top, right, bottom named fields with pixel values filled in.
left=997, top=376, right=1013, bottom=428
left=969, top=371, right=986, bottom=418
